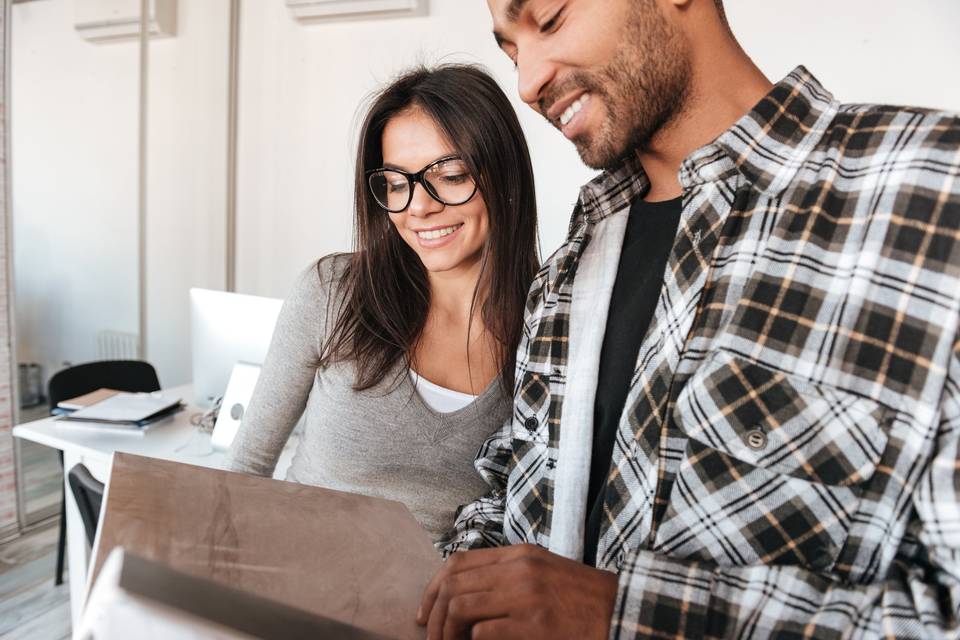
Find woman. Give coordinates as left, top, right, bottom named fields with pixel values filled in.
left=227, top=65, right=538, bottom=542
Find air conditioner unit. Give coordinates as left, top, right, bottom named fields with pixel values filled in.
left=75, top=0, right=176, bottom=43
left=286, top=0, right=427, bottom=22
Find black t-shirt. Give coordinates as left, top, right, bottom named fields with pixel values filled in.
left=582, top=195, right=683, bottom=566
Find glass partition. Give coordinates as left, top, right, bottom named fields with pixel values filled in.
left=10, top=0, right=232, bottom=529
left=11, top=0, right=141, bottom=525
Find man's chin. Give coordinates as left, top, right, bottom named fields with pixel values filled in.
left=573, top=139, right=628, bottom=171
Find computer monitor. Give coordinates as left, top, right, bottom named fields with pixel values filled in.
left=189, top=288, right=283, bottom=407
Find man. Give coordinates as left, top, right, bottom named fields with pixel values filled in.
left=418, top=0, right=960, bottom=638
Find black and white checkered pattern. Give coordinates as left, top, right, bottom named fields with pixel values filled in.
left=441, top=67, right=960, bottom=638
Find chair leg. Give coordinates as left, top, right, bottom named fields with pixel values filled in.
left=55, top=451, right=66, bottom=586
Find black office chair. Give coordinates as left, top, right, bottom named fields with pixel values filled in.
left=67, top=464, right=105, bottom=547
left=48, top=360, right=161, bottom=585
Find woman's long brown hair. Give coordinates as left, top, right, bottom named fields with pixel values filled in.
left=318, top=65, right=539, bottom=392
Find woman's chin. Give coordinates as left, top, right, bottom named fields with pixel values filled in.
left=414, top=248, right=483, bottom=277
left=419, top=255, right=465, bottom=274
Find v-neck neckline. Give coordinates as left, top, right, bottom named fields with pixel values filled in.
left=405, top=368, right=502, bottom=420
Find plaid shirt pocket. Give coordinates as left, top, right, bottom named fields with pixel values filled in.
left=654, top=350, right=889, bottom=573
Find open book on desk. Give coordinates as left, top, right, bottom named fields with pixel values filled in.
left=87, top=453, right=443, bottom=640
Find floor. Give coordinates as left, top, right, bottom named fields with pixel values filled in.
left=0, top=524, right=71, bottom=639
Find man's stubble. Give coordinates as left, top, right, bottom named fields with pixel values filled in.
left=555, top=1, right=694, bottom=170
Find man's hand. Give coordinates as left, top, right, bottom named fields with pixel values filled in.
left=416, top=544, right=619, bottom=640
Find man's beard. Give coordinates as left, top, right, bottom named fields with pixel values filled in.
left=542, top=1, right=693, bottom=170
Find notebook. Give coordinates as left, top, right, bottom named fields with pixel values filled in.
left=55, top=392, right=184, bottom=435
left=57, top=388, right=122, bottom=411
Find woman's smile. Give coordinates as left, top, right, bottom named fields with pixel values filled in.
left=413, top=222, right=464, bottom=246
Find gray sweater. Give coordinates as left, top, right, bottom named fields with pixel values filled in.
left=226, top=254, right=509, bottom=541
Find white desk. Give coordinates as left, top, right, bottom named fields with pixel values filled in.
left=11, top=384, right=298, bottom=630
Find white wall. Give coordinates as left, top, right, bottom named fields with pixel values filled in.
left=12, top=0, right=230, bottom=389
left=144, top=0, right=229, bottom=386
left=12, top=0, right=139, bottom=386
left=234, top=0, right=592, bottom=298
left=11, top=0, right=960, bottom=390
left=727, top=0, right=960, bottom=111
left=234, top=0, right=960, bottom=300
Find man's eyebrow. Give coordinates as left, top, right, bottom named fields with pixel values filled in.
left=505, top=0, right=529, bottom=22
left=493, top=0, right=528, bottom=48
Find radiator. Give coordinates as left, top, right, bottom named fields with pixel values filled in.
left=97, top=331, right=140, bottom=360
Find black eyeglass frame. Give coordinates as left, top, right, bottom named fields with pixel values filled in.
left=365, top=155, right=478, bottom=213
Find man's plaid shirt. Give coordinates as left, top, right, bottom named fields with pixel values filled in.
left=441, top=67, right=960, bottom=638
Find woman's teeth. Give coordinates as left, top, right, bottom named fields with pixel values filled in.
left=560, top=93, right=591, bottom=127
left=417, top=224, right=462, bottom=240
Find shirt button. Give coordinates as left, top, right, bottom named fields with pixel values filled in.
left=744, top=429, right=767, bottom=450
left=524, top=417, right=539, bottom=431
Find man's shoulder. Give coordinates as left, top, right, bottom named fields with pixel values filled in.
left=787, top=102, right=960, bottom=300
left=817, top=102, right=960, bottom=174
left=834, top=100, right=959, bottom=120
left=794, top=102, right=960, bottom=232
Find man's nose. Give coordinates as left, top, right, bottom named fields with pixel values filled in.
left=517, top=44, right=556, bottom=109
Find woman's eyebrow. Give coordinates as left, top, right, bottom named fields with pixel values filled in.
left=380, top=155, right=459, bottom=172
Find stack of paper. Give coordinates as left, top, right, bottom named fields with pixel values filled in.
left=56, top=392, right=183, bottom=435
left=57, top=388, right=121, bottom=411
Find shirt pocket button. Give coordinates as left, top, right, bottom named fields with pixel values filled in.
left=524, top=416, right=539, bottom=432
left=744, top=428, right=767, bottom=450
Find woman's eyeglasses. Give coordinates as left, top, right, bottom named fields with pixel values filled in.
left=366, top=156, right=477, bottom=213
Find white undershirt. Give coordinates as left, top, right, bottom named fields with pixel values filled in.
left=409, top=370, right=477, bottom=413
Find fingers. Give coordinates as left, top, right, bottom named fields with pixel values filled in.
left=442, top=592, right=511, bottom=640
left=419, top=546, right=537, bottom=625
left=419, top=551, right=473, bottom=625
left=471, top=617, right=519, bottom=640
left=426, top=563, right=515, bottom=640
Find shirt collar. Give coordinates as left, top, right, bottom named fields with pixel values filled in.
left=575, top=153, right=649, bottom=227
left=573, top=66, right=839, bottom=227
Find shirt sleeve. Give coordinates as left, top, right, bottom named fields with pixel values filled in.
left=609, top=338, right=960, bottom=639
left=438, top=265, right=557, bottom=555
left=225, top=262, right=330, bottom=477
left=437, top=413, right=513, bottom=555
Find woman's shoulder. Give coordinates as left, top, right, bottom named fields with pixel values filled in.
left=315, top=252, right=353, bottom=279
left=312, top=252, right=353, bottom=285
left=291, top=252, right=354, bottom=301
left=283, top=253, right=355, bottom=346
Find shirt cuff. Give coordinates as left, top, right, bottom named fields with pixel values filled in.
left=609, top=549, right=715, bottom=639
